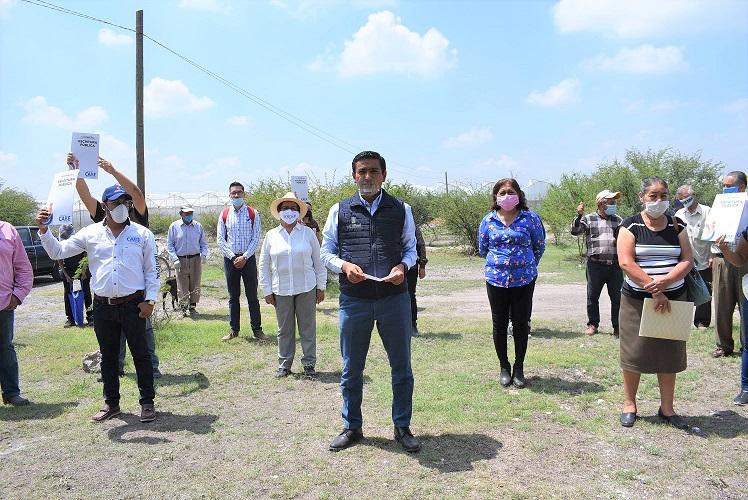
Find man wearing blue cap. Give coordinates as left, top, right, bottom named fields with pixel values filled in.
left=37, top=185, right=160, bottom=423
left=67, top=154, right=161, bottom=377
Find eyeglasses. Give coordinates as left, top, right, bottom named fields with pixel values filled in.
left=104, top=199, right=133, bottom=210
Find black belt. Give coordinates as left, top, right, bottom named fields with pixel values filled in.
left=588, top=257, right=617, bottom=266
left=94, top=291, right=144, bottom=305
left=178, top=254, right=200, bottom=259
left=713, top=253, right=724, bottom=258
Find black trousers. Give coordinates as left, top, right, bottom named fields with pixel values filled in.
left=486, top=281, right=535, bottom=370
left=694, top=268, right=712, bottom=327
left=224, top=255, right=262, bottom=333
left=406, top=266, right=418, bottom=324
left=63, top=278, right=92, bottom=324
left=93, top=298, right=155, bottom=406
left=585, top=260, right=623, bottom=329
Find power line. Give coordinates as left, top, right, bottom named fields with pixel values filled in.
left=18, top=0, right=443, bottom=182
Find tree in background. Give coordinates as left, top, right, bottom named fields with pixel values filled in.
left=0, top=180, right=38, bottom=225
left=539, top=148, right=724, bottom=246
left=434, top=183, right=492, bottom=255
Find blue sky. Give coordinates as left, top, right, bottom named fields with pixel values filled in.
left=1, top=0, right=747, bottom=200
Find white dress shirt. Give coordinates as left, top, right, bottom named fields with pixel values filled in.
left=217, top=205, right=262, bottom=259
left=41, top=221, right=160, bottom=301
left=320, top=190, right=417, bottom=275
left=167, top=219, right=209, bottom=263
left=675, top=204, right=712, bottom=270
left=259, top=223, right=327, bottom=297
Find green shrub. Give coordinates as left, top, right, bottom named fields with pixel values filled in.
left=148, top=213, right=173, bottom=235
left=0, top=181, right=38, bottom=225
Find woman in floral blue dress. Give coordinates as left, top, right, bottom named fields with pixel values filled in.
left=478, top=178, right=545, bottom=388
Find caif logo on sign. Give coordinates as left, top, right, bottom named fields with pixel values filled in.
left=126, top=236, right=141, bottom=244
left=57, top=215, right=72, bottom=223
left=83, top=171, right=97, bottom=178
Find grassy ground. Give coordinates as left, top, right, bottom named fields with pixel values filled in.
left=2, top=247, right=747, bottom=499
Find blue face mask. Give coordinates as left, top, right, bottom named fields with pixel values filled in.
left=605, top=204, right=617, bottom=216
left=231, top=197, right=244, bottom=208
left=723, top=186, right=739, bottom=194
left=182, top=214, right=193, bottom=224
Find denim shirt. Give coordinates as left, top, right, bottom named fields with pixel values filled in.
left=478, top=209, right=546, bottom=288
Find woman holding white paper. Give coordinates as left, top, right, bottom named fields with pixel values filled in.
left=616, top=177, right=693, bottom=429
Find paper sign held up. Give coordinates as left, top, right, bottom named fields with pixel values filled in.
left=700, top=192, right=748, bottom=243
left=290, top=176, right=309, bottom=202
left=71, top=132, right=100, bottom=180
left=46, top=170, right=79, bottom=226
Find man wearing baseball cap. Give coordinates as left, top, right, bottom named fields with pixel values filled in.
left=37, top=184, right=160, bottom=423
left=571, top=189, right=624, bottom=337
left=167, top=204, right=209, bottom=315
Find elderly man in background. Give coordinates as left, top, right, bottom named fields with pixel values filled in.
left=674, top=185, right=712, bottom=328
left=167, top=204, right=209, bottom=316
left=0, top=221, right=33, bottom=406
left=570, top=190, right=624, bottom=337
left=711, top=171, right=748, bottom=358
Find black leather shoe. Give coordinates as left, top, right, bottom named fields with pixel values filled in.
left=511, top=367, right=527, bottom=389
left=329, top=428, right=363, bottom=451
left=394, top=426, right=421, bottom=453
left=734, top=390, right=748, bottom=406
left=619, top=412, right=637, bottom=427
left=2, top=394, right=30, bottom=406
left=499, top=367, right=512, bottom=387
left=658, top=408, right=689, bottom=430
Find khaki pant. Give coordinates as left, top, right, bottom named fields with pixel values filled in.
left=275, top=288, right=317, bottom=370
left=176, top=255, right=202, bottom=307
left=712, top=255, right=748, bottom=353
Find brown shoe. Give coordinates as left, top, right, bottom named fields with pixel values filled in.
left=585, top=325, right=598, bottom=336
left=713, top=347, right=733, bottom=358
left=253, top=329, right=267, bottom=341
left=91, top=404, right=121, bottom=422
left=222, top=330, right=239, bottom=341
left=140, top=404, right=156, bottom=423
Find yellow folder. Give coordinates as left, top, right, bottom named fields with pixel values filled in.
left=638, top=298, right=694, bottom=341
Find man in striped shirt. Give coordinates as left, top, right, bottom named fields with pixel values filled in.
left=571, top=189, right=624, bottom=337
left=217, top=182, right=265, bottom=341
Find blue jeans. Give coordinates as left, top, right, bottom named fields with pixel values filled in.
left=0, top=310, right=21, bottom=399
left=118, top=317, right=159, bottom=372
left=224, top=256, right=262, bottom=333
left=741, top=298, right=748, bottom=391
left=339, top=292, right=413, bottom=429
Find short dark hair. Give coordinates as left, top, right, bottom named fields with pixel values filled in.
left=491, top=178, right=528, bottom=211
left=229, top=181, right=244, bottom=192
left=352, top=151, right=386, bottom=174
left=725, top=171, right=747, bottom=188
left=640, top=176, right=668, bottom=194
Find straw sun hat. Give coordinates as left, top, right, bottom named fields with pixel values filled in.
left=270, top=192, right=308, bottom=220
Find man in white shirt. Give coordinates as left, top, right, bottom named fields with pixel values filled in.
left=37, top=185, right=160, bottom=423
left=674, top=185, right=712, bottom=328
left=167, top=204, right=209, bottom=315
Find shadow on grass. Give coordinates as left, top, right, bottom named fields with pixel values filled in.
left=529, top=327, right=585, bottom=339
left=639, top=410, right=748, bottom=438
left=107, top=412, right=218, bottom=444
left=526, top=376, right=605, bottom=395
left=154, top=372, right=210, bottom=397
left=186, top=313, right=227, bottom=321
left=292, top=370, right=347, bottom=385
left=361, top=433, right=502, bottom=473
left=0, top=401, right=78, bottom=421
left=243, top=335, right=277, bottom=344
left=416, top=332, right=463, bottom=341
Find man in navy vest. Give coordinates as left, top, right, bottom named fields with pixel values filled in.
left=321, top=151, right=419, bottom=452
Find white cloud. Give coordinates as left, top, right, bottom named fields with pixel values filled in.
left=478, top=155, right=517, bottom=171
left=725, top=97, right=748, bottom=113
left=551, top=0, right=745, bottom=38
left=178, top=0, right=230, bottom=14
left=649, top=99, right=682, bottom=112
left=98, top=28, right=133, bottom=46
left=144, top=78, right=214, bottom=119
left=527, top=79, right=580, bottom=108
left=333, top=11, right=456, bottom=77
left=227, top=115, right=250, bottom=126
left=0, top=0, right=16, bottom=18
left=271, top=0, right=398, bottom=19
left=584, top=45, right=688, bottom=74
left=0, top=151, right=17, bottom=168
left=442, top=127, right=493, bottom=149
left=22, top=96, right=108, bottom=130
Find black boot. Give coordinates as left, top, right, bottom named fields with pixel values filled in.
left=512, top=366, right=527, bottom=389
left=499, top=364, right=512, bottom=387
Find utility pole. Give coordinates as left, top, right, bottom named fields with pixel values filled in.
left=444, top=171, right=449, bottom=195
left=135, top=10, right=145, bottom=194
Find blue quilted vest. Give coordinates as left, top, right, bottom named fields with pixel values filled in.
left=338, top=190, right=407, bottom=299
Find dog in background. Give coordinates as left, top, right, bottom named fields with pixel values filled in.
left=162, top=277, right=178, bottom=311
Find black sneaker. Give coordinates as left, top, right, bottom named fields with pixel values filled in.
left=274, top=367, right=291, bottom=378
left=63, top=320, right=75, bottom=328
left=303, top=365, right=316, bottom=376
left=734, top=390, right=748, bottom=406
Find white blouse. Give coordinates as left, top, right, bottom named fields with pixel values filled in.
left=259, top=223, right=327, bottom=297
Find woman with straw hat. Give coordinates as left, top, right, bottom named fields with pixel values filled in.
left=259, top=192, right=327, bottom=378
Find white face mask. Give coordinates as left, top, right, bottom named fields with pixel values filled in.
left=644, top=200, right=669, bottom=218
left=279, top=209, right=299, bottom=225
left=109, top=204, right=129, bottom=224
